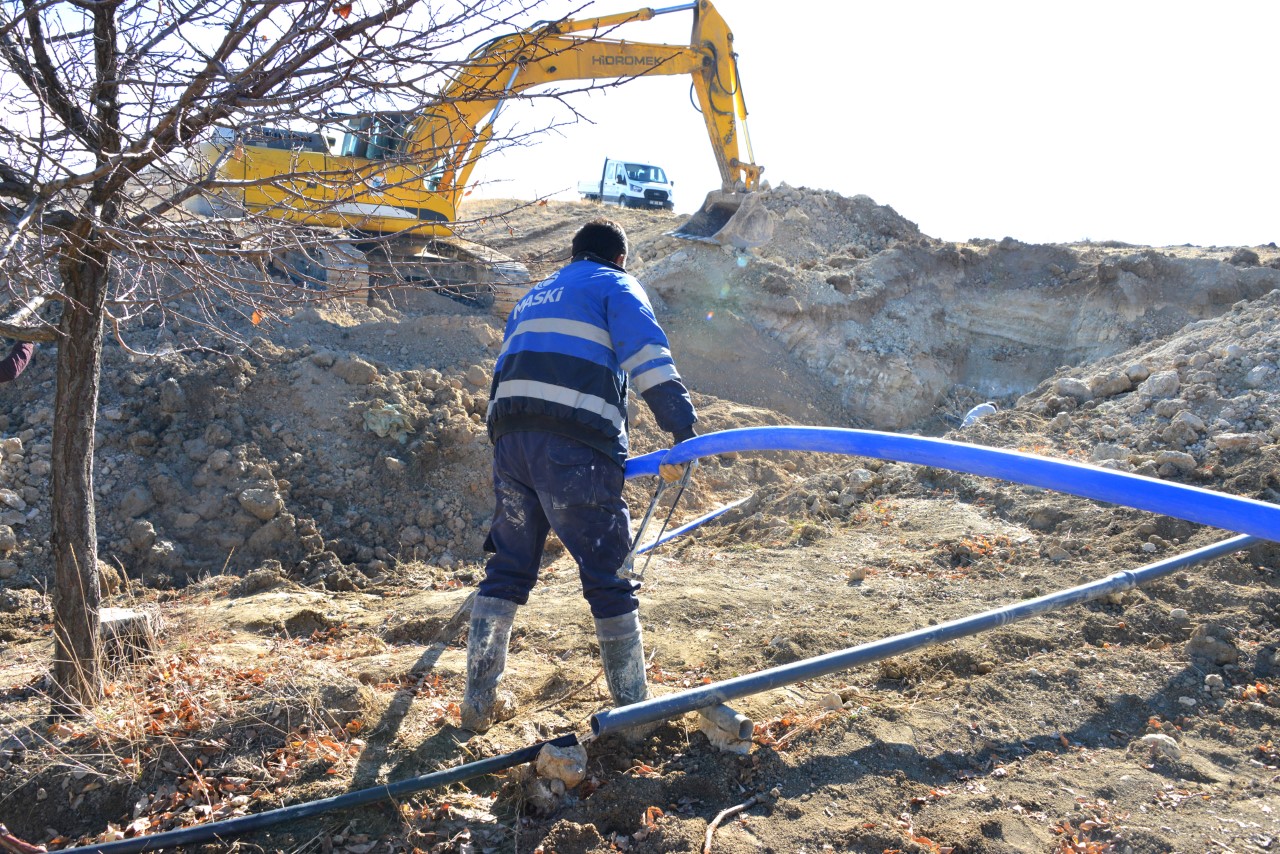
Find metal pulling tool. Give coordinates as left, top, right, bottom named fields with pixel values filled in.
left=618, top=463, right=693, bottom=582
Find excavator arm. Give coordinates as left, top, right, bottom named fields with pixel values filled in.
left=207, top=0, right=761, bottom=238
left=423, top=0, right=760, bottom=210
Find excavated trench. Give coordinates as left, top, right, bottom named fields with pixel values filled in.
left=638, top=189, right=1280, bottom=430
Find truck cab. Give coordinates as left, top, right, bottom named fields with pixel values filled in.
left=579, top=157, right=675, bottom=210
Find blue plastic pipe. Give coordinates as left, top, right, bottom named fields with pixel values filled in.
left=56, top=734, right=580, bottom=854
left=592, top=534, right=1260, bottom=737
left=625, top=427, right=1280, bottom=542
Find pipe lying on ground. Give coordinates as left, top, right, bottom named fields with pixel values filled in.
left=698, top=703, right=754, bottom=741
left=591, top=534, right=1260, bottom=737
left=57, top=735, right=580, bottom=854
left=636, top=495, right=749, bottom=554
left=625, top=427, right=1280, bottom=542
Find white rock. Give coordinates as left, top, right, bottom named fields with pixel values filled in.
left=1047, top=413, right=1073, bottom=433
left=1154, top=450, right=1196, bottom=472
left=1138, top=733, right=1182, bottom=762
left=846, top=468, right=876, bottom=493
left=1243, top=365, right=1271, bottom=388
left=1053, top=377, right=1092, bottom=401
left=238, top=488, right=283, bottom=521
left=1140, top=370, right=1180, bottom=398
left=207, top=449, right=233, bottom=471
left=960, top=402, right=996, bottom=427
left=783, top=206, right=810, bottom=224
left=1171, top=410, right=1205, bottom=432
left=1088, top=370, right=1132, bottom=398
left=1125, top=363, right=1151, bottom=383
left=0, top=489, right=27, bottom=511
left=1213, top=432, right=1261, bottom=451
left=1091, top=443, right=1127, bottom=462
left=535, top=743, right=588, bottom=787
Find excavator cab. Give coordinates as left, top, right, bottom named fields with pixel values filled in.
left=338, top=115, right=412, bottom=161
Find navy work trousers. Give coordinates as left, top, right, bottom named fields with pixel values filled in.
left=479, top=431, right=639, bottom=619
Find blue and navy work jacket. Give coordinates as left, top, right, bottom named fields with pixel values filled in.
left=486, top=254, right=697, bottom=467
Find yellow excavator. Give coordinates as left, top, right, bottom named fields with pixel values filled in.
left=198, top=0, right=767, bottom=314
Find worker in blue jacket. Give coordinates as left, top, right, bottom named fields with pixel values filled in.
left=463, top=218, right=697, bottom=733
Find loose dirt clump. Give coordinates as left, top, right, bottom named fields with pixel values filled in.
left=3, top=190, right=1280, bottom=853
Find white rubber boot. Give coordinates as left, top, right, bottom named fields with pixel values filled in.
left=595, top=610, right=648, bottom=708
left=460, top=596, right=518, bottom=733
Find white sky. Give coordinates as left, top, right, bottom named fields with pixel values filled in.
left=467, top=0, right=1279, bottom=247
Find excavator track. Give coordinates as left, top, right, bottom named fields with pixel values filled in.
left=268, top=233, right=531, bottom=317
left=362, top=236, right=532, bottom=316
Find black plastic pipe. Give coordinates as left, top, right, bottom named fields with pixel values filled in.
left=591, top=534, right=1259, bottom=736
left=56, top=734, right=579, bottom=854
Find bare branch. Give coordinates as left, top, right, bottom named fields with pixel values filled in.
left=7, top=0, right=97, bottom=147
left=0, top=293, right=58, bottom=341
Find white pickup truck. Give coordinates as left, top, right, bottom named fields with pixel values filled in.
left=577, top=158, right=675, bottom=210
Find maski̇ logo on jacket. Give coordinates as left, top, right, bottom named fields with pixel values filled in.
left=512, top=286, right=564, bottom=318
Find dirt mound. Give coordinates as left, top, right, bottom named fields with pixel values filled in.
left=638, top=187, right=1280, bottom=430
left=3, top=191, right=1280, bottom=854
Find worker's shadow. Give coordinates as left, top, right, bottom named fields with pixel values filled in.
left=350, top=591, right=476, bottom=788
left=758, top=657, right=1241, bottom=808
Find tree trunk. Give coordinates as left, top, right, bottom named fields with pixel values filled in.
left=49, top=244, right=110, bottom=714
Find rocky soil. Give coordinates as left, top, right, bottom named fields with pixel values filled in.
left=2, top=188, right=1279, bottom=854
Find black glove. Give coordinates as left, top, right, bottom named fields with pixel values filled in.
left=672, top=424, right=698, bottom=444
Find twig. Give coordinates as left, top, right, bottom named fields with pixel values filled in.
left=528, top=668, right=603, bottom=714
left=703, top=794, right=759, bottom=854
left=0, top=824, right=48, bottom=854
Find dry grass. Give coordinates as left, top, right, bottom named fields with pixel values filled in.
left=0, top=592, right=380, bottom=848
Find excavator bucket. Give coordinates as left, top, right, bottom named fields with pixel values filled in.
left=671, top=190, right=776, bottom=250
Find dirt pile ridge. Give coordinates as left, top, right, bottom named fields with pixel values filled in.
left=2, top=188, right=1279, bottom=854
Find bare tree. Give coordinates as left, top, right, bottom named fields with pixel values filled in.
left=0, top=0, right=565, bottom=712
